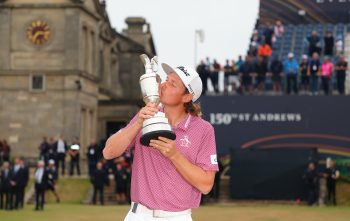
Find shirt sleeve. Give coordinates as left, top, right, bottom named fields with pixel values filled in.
left=116, top=114, right=139, bottom=151
left=195, top=124, right=219, bottom=171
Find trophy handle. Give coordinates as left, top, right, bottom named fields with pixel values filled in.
left=151, top=56, right=158, bottom=73
left=140, top=54, right=152, bottom=74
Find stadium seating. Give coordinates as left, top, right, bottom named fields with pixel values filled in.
left=257, top=23, right=349, bottom=61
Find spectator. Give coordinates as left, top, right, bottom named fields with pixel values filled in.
left=55, top=135, right=68, bottom=176
left=250, top=29, right=261, bottom=45
left=0, top=161, right=11, bottom=210
left=274, top=20, right=284, bottom=38
left=46, top=159, right=60, bottom=203
left=320, top=56, right=334, bottom=95
left=306, top=31, right=321, bottom=56
left=335, top=36, right=343, bottom=56
left=239, top=55, right=256, bottom=95
left=2, top=140, right=10, bottom=162
left=324, top=31, right=334, bottom=57
left=87, top=139, right=99, bottom=177
left=17, top=158, right=29, bottom=209
left=263, top=22, right=274, bottom=46
left=223, top=59, right=233, bottom=94
left=270, top=56, right=284, bottom=94
left=212, top=59, right=221, bottom=93
left=47, top=137, right=57, bottom=166
left=303, top=162, right=318, bottom=206
left=0, top=141, right=3, bottom=164
left=9, top=158, right=24, bottom=210
left=91, top=162, right=109, bottom=205
left=68, top=138, right=80, bottom=176
left=114, top=163, right=128, bottom=204
left=196, top=60, right=209, bottom=95
left=255, top=56, right=268, bottom=93
left=248, top=41, right=258, bottom=57
left=324, top=159, right=340, bottom=205
left=39, top=136, right=49, bottom=164
left=283, top=53, right=299, bottom=95
left=228, top=59, right=240, bottom=94
left=34, top=160, right=48, bottom=211
left=308, top=52, right=321, bottom=95
left=335, top=55, right=347, bottom=95
left=299, top=55, right=310, bottom=94
left=236, top=55, right=244, bottom=69
left=258, top=40, right=272, bottom=60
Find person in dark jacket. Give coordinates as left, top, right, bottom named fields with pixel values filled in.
left=87, top=139, right=99, bottom=177
left=114, top=163, right=128, bottom=204
left=0, top=161, right=12, bottom=210
left=9, top=157, right=25, bottom=210
left=55, top=135, right=68, bottom=176
left=324, top=159, right=340, bottom=205
left=91, top=161, right=109, bottom=205
left=17, top=158, right=29, bottom=209
left=46, top=159, right=60, bottom=203
left=303, top=162, right=318, bottom=206
left=34, top=161, right=48, bottom=211
left=270, top=56, right=284, bottom=94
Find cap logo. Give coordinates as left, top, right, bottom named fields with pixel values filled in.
left=187, top=84, right=195, bottom=96
left=177, top=66, right=190, bottom=77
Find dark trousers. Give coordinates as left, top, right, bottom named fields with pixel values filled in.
left=92, top=186, right=104, bottom=205
left=0, top=190, right=11, bottom=209
left=200, top=76, right=208, bottom=95
left=286, top=75, right=298, bottom=94
left=35, top=184, right=45, bottom=210
left=310, top=75, right=319, bottom=94
left=69, top=159, right=80, bottom=176
left=9, top=187, right=20, bottom=209
left=56, top=153, right=66, bottom=176
left=337, top=75, right=346, bottom=95
left=327, top=184, right=336, bottom=205
left=307, top=187, right=318, bottom=206
left=209, top=73, right=219, bottom=93
left=18, top=187, right=25, bottom=209
left=321, top=76, right=330, bottom=95
left=88, top=161, right=97, bottom=177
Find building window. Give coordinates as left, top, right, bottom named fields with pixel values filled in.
left=30, top=74, right=45, bottom=91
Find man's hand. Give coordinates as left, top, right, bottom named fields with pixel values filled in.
left=149, top=137, right=179, bottom=160
left=137, top=103, right=159, bottom=126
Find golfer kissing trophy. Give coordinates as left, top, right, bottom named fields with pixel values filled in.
left=139, top=54, right=176, bottom=146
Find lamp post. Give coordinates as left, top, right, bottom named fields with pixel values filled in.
left=194, top=29, right=205, bottom=67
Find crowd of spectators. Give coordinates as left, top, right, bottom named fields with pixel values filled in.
left=197, top=20, right=348, bottom=96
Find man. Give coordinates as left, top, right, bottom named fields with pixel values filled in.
left=9, top=157, right=25, bottom=210
left=324, top=159, right=340, bottom=205
left=324, top=31, right=334, bottom=57
left=283, top=53, right=298, bottom=95
left=308, top=52, right=321, bottom=95
left=299, top=55, right=310, bottom=94
left=17, top=158, right=29, bottom=209
left=0, top=161, right=12, bottom=210
left=87, top=139, right=100, bottom=177
left=55, top=135, right=68, bottom=176
left=34, top=161, right=48, bottom=211
left=270, top=56, right=283, bottom=94
left=91, top=161, right=109, bottom=205
left=303, top=162, right=318, bottom=206
left=196, top=60, right=208, bottom=95
left=103, top=63, right=218, bottom=220
left=335, top=56, right=347, bottom=95
left=68, top=138, right=81, bottom=176
left=46, top=159, right=60, bottom=203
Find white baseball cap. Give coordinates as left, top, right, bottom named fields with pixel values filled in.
left=288, top=52, right=294, bottom=58
left=161, top=63, right=203, bottom=102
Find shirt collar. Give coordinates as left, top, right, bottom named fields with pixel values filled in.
left=173, top=114, right=191, bottom=131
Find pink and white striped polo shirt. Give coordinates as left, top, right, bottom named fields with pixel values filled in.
left=123, top=112, right=218, bottom=211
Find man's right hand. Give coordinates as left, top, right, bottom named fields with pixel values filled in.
left=137, top=103, right=159, bottom=126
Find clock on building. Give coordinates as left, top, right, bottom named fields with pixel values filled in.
left=26, top=20, right=50, bottom=45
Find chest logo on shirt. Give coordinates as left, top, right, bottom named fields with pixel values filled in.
left=180, top=135, right=191, bottom=147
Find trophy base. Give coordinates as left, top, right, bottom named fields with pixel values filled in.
left=140, top=130, right=176, bottom=146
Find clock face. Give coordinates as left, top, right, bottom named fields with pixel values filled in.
left=26, top=20, right=50, bottom=45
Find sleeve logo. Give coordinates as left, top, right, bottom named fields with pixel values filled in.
left=210, top=154, right=218, bottom=165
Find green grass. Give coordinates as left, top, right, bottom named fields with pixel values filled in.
left=0, top=204, right=350, bottom=221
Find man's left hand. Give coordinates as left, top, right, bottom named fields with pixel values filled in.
left=149, top=137, right=179, bottom=159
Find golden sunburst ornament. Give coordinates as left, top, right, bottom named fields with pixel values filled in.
left=26, top=20, right=50, bottom=45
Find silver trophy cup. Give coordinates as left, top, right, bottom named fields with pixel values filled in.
left=139, top=54, right=176, bottom=146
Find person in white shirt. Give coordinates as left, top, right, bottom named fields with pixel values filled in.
left=55, top=135, right=67, bottom=176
